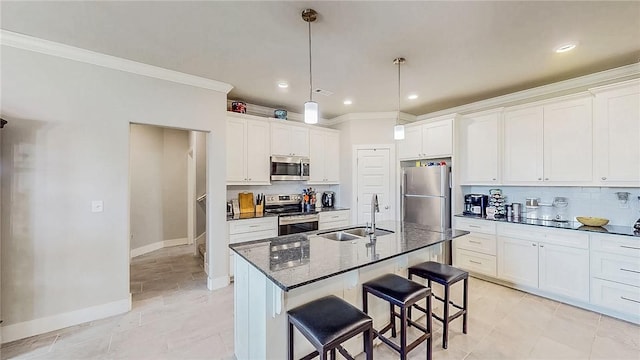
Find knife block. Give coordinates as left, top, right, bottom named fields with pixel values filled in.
left=255, top=204, right=264, bottom=215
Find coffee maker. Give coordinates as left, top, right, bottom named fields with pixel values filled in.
left=463, top=194, right=489, bottom=216
left=321, top=191, right=335, bottom=208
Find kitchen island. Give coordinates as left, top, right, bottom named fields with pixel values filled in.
left=229, top=220, right=469, bottom=360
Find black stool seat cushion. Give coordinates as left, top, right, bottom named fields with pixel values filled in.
left=409, top=261, right=468, bottom=284
left=288, top=295, right=372, bottom=347
left=363, top=273, right=428, bottom=304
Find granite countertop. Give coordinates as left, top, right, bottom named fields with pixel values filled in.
left=455, top=214, right=639, bottom=237
left=229, top=220, right=469, bottom=291
left=226, top=207, right=350, bottom=221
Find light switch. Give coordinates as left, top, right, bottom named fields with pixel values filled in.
left=91, top=200, right=104, bottom=213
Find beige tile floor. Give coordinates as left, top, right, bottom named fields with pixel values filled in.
left=2, top=244, right=639, bottom=360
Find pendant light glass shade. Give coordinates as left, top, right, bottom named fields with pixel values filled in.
left=304, top=101, right=318, bottom=124
left=394, top=124, right=405, bottom=140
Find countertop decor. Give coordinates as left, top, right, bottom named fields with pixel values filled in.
left=455, top=214, right=638, bottom=237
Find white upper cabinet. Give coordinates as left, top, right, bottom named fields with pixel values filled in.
left=309, top=128, right=340, bottom=184
left=503, top=95, right=593, bottom=185
left=398, top=118, right=453, bottom=160
left=458, top=111, right=501, bottom=184
left=271, top=122, right=310, bottom=157
left=591, top=79, right=640, bottom=186
left=226, top=116, right=271, bottom=185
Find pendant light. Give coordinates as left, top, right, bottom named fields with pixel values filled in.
left=393, top=57, right=406, bottom=140
left=302, top=9, right=318, bottom=124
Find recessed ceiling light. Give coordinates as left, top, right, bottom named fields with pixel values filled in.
left=343, top=99, right=353, bottom=105
left=277, top=82, right=289, bottom=88
left=408, top=94, right=418, bottom=100
left=555, top=43, right=577, bottom=53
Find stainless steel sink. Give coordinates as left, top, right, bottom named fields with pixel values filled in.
left=319, top=231, right=360, bottom=241
left=343, top=227, right=394, bottom=237
left=317, top=227, right=394, bottom=241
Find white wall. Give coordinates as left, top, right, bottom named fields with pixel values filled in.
left=129, top=125, right=189, bottom=252
left=130, top=125, right=164, bottom=250
left=161, top=128, right=189, bottom=241
left=0, top=43, right=229, bottom=342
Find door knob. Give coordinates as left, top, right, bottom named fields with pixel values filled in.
left=384, top=205, right=389, bottom=210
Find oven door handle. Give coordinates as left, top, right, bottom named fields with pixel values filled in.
left=279, top=216, right=319, bottom=225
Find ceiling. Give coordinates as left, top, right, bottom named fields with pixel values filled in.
left=2, top=1, right=639, bottom=119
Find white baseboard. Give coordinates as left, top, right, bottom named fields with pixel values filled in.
left=1, top=296, right=131, bottom=344
left=130, top=237, right=188, bottom=258
left=208, top=275, right=230, bottom=291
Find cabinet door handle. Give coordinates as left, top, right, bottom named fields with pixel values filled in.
left=544, top=178, right=549, bottom=181
left=621, top=296, right=640, bottom=304
left=620, top=268, right=640, bottom=274
left=469, top=260, right=482, bottom=265
left=538, top=178, right=542, bottom=181
left=492, top=178, right=497, bottom=181
left=540, top=244, right=544, bottom=248
left=532, top=243, right=537, bottom=246
left=468, top=240, right=482, bottom=244
left=601, top=177, right=607, bottom=180
left=468, top=225, right=481, bottom=228
left=620, top=245, right=640, bottom=250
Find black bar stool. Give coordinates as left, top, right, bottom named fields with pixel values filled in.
left=408, top=261, right=468, bottom=349
left=287, top=295, right=373, bottom=360
left=362, top=273, right=432, bottom=360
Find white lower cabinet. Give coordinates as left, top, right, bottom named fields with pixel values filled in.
left=590, top=233, right=640, bottom=321
left=318, top=210, right=350, bottom=230
left=497, top=223, right=590, bottom=302
left=453, top=217, right=497, bottom=277
left=228, top=217, right=278, bottom=277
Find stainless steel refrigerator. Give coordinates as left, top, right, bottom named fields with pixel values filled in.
left=402, top=165, right=451, bottom=263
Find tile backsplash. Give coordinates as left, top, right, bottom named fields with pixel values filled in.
left=463, top=186, right=640, bottom=227
left=227, top=182, right=340, bottom=206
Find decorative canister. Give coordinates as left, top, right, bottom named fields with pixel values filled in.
left=274, top=109, right=287, bottom=119
left=231, top=101, right=247, bottom=113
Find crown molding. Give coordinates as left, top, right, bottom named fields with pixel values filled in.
left=1, top=30, right=234, bottom=94
left=416, top=63, right=640, bottom=121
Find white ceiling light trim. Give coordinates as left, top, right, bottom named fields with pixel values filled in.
left=555, top=42, right=578, bottom=53
left=302, top=9, right=319, bottom=124
left=408, top=94, right=418, bottom=100
left=278, top=82, right=289, bottom=88
left=393, top=57, right=406, bottom=140
left=0, top=30, right=234, bottom=94
left=343, top=99, right=353, bottom=105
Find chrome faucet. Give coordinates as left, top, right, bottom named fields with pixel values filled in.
left=370, top=193, right=379, bottom=239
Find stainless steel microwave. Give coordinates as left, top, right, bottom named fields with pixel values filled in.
left=271, top=155, right=310, bottom=181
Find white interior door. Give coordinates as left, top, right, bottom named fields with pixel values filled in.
left=356, top=148, right=392, bottom=224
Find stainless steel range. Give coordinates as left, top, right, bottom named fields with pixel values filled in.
left=264, top=194, right=319, bottom=235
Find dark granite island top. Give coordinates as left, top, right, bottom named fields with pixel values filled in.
left=229, top=220, right=469, bottom=291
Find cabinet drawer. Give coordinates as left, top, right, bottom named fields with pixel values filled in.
left=498, top=223, right=589, bottom=249
left=229, top=228, right=278, bottom=244
left=591, top=251, right=640, bottom=287
left=455, top=218, right=496, bottom=235
left=455, top=233, right=497, bottom=256
left=591, top=278, right=640, bottom=317
left=455, top=248, right=496, bottom=277
left=228, top=217, right=277, bottom=235
left=318, top=220, right=350, bottom=231
left=319, top=210, right=349, bottom=223
left=591, top=234, right=640, bottom=258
